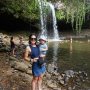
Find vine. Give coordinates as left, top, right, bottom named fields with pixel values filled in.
left=0, top=0, right=89, bottom=33
left=60, top=0, right=86, bottom=34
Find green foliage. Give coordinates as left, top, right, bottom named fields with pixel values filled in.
left=50, top=0, right=90, bottom=34
left=0, top=0, right=39, bottom=20
left=56, top=10, right=65, bottom=20
left=0, top=0, right=90, bottom=33
left=56, top=0, right=86, bottom=34
left=85, top=0, right=90, bottom=13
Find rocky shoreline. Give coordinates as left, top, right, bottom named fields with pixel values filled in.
left=0, top=33, right=90, bottom=90
left=0, top=53, right=89, bottom=90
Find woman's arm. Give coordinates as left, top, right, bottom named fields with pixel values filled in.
left=24, top=46, right=31, bottom=61
left=24, top=46, right=38, bottom=62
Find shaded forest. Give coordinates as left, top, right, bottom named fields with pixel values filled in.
left=0, top=0, right=90, bottom=34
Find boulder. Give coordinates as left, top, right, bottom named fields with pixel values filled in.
left=11, top=61, right=28, bottom=72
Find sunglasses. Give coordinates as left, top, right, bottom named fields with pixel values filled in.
left=31, top=38, right=37, bottom=41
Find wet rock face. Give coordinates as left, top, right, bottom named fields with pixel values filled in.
left=54, top=1, right=65, bottom=10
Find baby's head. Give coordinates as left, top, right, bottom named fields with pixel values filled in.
left=39, top=35, right=47, bottom=44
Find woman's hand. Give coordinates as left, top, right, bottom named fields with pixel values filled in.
left=31, top=57, right=39, bottom=62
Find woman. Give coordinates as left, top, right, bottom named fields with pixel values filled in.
left=24, top=33, right=46, bottom=90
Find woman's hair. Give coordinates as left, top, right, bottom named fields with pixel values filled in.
left=29, top=33, right=37, bottom=44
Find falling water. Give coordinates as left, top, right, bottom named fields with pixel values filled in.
left=48, top=2, right=60, bottom=40
left=37, top=0, right=59, bottom=40
left=37, top=0, right=47, bottom=37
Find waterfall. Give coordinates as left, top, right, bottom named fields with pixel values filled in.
left=38, top=0, right=59, bottom=40
left=48, top=2, right=59, bottom=40
left=37, top=0, right=47, bottom=37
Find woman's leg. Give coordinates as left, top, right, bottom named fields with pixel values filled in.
left=32, top=76, right=38, bottom=90
left=37, top=74, right=43, bottom=90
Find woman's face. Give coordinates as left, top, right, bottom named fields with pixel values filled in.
left=30, top=35, right=37, bottom=45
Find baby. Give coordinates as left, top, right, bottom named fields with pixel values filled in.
left=38, top=35, right=48, bottom=66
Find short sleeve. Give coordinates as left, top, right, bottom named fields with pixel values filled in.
left=26, top=45, right=31, bottom=52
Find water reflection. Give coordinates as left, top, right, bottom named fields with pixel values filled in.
left=70, top=37, right=73, bottom=54
left=47, top=40, right=90, bottom=76
left=47, top=41, right=59, bottom=73
left=53, top=42, right=59, bottom=62
left=47, top=40, right=90, bottom=89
